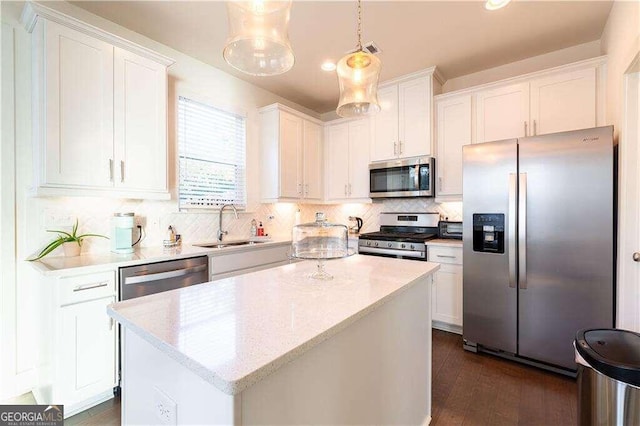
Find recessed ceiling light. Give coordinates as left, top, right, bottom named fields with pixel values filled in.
left=321, top=61, right=336, bottom=72
left=485, top=0, right=511, bottom=11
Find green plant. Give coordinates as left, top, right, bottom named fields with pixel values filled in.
left=28, top=219, right=107, bottom=261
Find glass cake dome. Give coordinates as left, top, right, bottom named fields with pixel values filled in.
left=291, top=212, right=352, bottom=280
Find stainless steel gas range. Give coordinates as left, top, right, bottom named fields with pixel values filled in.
left=358, top=212, right=440, bottom=260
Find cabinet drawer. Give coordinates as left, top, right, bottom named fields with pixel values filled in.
left=210, top=245, right=290, bottom=276
left=428, top=246, right=463, bottom=265
left=58, top=270, right=116, bottom=306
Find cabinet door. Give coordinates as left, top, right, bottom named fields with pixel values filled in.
left=399, top=76, right=431, bottom=158
left=475, top=83, right=529, bottom=143
left=43, top=20, right=114, bottom=187
left=530, top=68, right=597, bottom=136
left=303, top=120, right=322, bottom=200
left=436, top=95, right=472, bottom=197
left=59, top=297, right=116, bottom=405
left=114, top=48, right=167, bottom=192
left=279, top=112, right=303, bottom=198
left=371, top=85, right=398, bottom=162
left=432, top=263, right=463, bottom=327
left=326, top=123, right=350, bottom=200
left=348, top=119, right=371, bottom=198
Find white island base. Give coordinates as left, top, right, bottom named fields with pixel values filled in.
left=113, top=256, right=436, bottom=424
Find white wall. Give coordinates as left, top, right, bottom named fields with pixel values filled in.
left=441, top=41, right=602, bottom=93
left=600, top=0, right=640, bottom=331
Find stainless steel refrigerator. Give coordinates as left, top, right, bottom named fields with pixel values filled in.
left=462, top=126, right=615, bottom=374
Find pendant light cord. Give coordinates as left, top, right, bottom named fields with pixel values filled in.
left=356, top=0, right=362, bottom=51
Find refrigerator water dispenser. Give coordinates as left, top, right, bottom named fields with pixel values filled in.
left=472, top=214, right=505, bottom=253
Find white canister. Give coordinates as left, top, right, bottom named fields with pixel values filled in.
left=111, top=213, right=135, bottom=254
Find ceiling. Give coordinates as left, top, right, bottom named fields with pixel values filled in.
left=70, top=1, right=613, bottom=114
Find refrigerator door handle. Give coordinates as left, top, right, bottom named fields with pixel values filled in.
left=519, top=172, right=528, bottom=289
left=508, top=173, right=517, bottom=288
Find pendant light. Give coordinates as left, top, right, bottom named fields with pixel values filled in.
left=336, top=0, right=381, bottom=118
left=223, top=0, right=295, bottom=76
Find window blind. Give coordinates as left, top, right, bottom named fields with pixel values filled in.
left=178, top=96, right=246, bottom=209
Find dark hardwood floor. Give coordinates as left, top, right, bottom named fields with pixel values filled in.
left=431, top=329, right=577, bottom=426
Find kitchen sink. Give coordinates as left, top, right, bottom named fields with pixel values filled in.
left=194, top=240, right=266, bottom=249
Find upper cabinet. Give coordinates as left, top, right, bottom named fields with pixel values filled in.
left=435, top=57, right=606, bottom=201
left=371, top=69, right=443, bottom=162
left=259, top=104, right=323, bottom=203
left=23, top=3, right=174, bottom=199
left=325, top=118, right=371, bottom=202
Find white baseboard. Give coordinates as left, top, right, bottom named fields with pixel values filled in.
left=432, top=321, right=462, bottom=335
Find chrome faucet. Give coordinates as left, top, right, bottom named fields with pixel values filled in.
left=217, top=204, right=239, bottom=241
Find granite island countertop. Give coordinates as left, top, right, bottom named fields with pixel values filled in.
left=108, top=255, right=440, bottom=395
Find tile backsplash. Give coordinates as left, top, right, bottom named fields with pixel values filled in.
left=26, top=196, right=462, bottom=256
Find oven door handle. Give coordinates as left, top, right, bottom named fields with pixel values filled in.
left=359, top=246, right=425, bottom=259
left=124, top=264, right=207, bottom=285
left=414, top=165, right=420, bottom=190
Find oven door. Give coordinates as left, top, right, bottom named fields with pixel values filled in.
left=369, top=157, right=434, bottom=198
left=358, top=241, right=427, bottom=260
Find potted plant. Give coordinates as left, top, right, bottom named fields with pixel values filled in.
left=29, top=219, right=107, bottom=261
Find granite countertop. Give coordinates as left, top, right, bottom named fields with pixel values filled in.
left=108, top=255, right=440, bottom=395
left=30, top=238, right=292, bottom=276
left=425, top=238, right=463, bottom=247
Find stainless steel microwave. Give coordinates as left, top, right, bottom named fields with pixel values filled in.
left=369, top=156, right=435, bottom=198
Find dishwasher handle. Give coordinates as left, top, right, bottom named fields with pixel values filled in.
left=124, top=264, right=208, bottom=285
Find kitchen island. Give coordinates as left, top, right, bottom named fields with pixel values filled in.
left=108, top=255, right=439, bottom=424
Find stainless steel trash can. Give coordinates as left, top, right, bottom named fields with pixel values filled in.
left=575, top=329, right=640, bottom=425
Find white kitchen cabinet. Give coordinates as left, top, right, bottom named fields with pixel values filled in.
left=475, top=83, right=529, bottom=143
left=39, top=19, right=114, bottom=188
left=428, top=245, right=463, bottom=334
left=325, top=118, right=371, bottom=201
left=209, top=243, right=294, bottom=280
left=34, top=270, right=117, bottom=418
left=371, top=70, right=441, bottom=162
left=529, top=67, right=597, bottom=136
left=259, top=104, right=323, bottom=202
left=24, top=3, right=173, bottom=199
left=435, top=94, right=472, bottom=198
left=114, top=48, right=168, bottom=193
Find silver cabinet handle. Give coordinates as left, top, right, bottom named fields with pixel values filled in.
left=438, top=177, right=443, bottom=192
left=519, top=173, right=528, bottom=289
left=393, top=141, right=397, bottom=156
left=109, top=159, right=114, bottom=182
left=124, top=264, right=207, bottom=285
left=399, top=140, right=403, bottom=155
left=305, top=183, right=309, bottom=196
left=348, top=183, right=352, bottom=196
left=524, top=121, right=528, bottom=137
left=297, top=183, right=302, bottom=196
left=508, top=173, right=517, bottom=289
left=533, top=120, right=537, bottom=136
left=436, top=255, right=456, bottom=259
left=633, top=252, right=640, bottom=262
left=73, top=281, right=109, bottom=292
left=120, top=160, right=125, bottom=183
left=344, top=184, right=348, bottom=196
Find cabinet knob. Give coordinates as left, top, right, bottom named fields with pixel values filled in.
left=633, top=252, right=640, bottom=262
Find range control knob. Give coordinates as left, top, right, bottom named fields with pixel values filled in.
left=367, top=241, right=371, bottom=246
left=401, top=243, right=406, bottom=249
left=410, top=244, right=415, bottom=250
left=375, top=242, right=379, bottom=247
left=388, top=243, right=392, bottom=248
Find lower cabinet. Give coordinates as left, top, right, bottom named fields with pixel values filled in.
left=427, top=244, right=463, bottom=334
left=35, top=270, right=117, bottom=418
left=209, top=243, right=293, bottom=281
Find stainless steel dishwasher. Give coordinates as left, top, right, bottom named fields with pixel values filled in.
left=119, top=256, right=209, bottom=300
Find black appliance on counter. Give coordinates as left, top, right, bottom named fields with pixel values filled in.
left=439, top=220, right=463, bottom=240
left=358, top=212, right=440, bottom=260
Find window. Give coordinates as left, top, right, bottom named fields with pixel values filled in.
left=178, top=96, right=246, bottom=209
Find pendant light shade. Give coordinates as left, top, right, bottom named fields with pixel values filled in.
left=336, top=0, right=381, bottom=118
left=336, top=50, right=381, bottom=117
left=223, top=0, right=295, bottom=76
